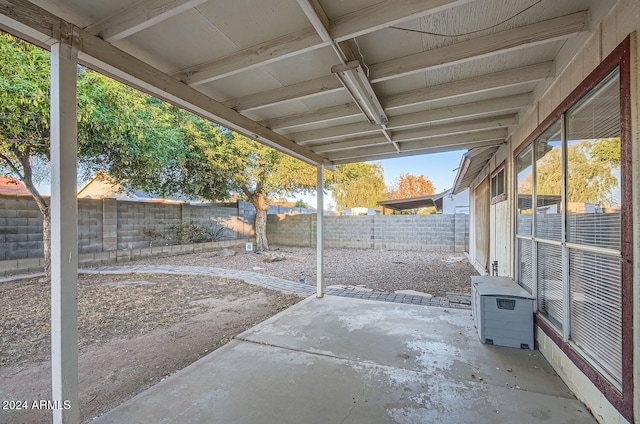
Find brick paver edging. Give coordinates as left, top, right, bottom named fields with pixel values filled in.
left=2, top=265, right=471, bottom=309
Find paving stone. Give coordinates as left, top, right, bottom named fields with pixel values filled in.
left=0, top=264, right=473, bottom=310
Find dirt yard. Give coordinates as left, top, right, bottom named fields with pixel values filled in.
left=0, top=273, right=301, bottom=424
left=0, top=247, right=477, bottom=423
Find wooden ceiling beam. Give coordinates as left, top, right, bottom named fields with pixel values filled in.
left=223, top=76, right=342, bottom=112
left=84, top=0, right=208, bottom=43
left=370, top=11, right=587, bottom=82
left=266, top=103, right=362, bottom=131
left=330, top=140, right=505, bottom=164
left=263, top=62, right=551, bottom=130
left=380, top=61, right=553, bottom=109
left=295, top=93, right=530, bottom=144
left=327, top=132, right=507, bottom=163
left=177, top=28, right=325, bottom=86
left=226, top=11, right=581, bottom=112
left=174, top=0, right=470, bottom=85
left=0, top=0, right=330, bottom=166
left=310, top=114, right=517, bottom=153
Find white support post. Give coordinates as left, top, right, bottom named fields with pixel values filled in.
left=316, top=164, right=324, bottom=298
left=50, top=41, right=79, bottom=424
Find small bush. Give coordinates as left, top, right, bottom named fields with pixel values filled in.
left=143, top=221, right=228, bottom=246
left=168, top=221, right=226, bottom=245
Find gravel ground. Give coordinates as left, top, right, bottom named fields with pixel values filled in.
left=132, top=247, right=478, bottom=297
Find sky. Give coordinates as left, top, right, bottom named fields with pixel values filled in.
left=298, top=149, right=467, bottom=209
left=34, top=149, right=467, bottom=209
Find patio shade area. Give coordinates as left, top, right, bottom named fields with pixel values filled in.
left=91, top=296, right=595, bottom=424
left=0, top=0, right=618, bottom=166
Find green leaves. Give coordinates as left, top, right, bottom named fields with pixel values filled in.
left=0, top=33, right=388, bottom=214
left=331, top=162, right=386, bottom=211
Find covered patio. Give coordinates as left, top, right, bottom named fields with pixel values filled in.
left=91, top=295, right=594, bottom=424
left=0, top=0, right=637, bottom=423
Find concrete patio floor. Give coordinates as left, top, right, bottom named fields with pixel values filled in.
left=91, top=295, right=595, bottom=424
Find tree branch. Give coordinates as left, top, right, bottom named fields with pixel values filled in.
left=0, top=152, right=25, bottom=180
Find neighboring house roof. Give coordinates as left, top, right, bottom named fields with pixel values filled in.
left=377, top=189, right=452, bottom=212
left=77, top=172, right=185, bottom=203
left=0, top=176, right=31, bottom=195
left=452, top=146, right=502, bottom=195
left=76, top=172, right=121, bottom=199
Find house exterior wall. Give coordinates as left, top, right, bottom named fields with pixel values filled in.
left=465, top=1, right=640, bottom=422
left=442, top=188, right=469, bottom=214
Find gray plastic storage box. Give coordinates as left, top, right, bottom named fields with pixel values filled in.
left=471, top=276, right=534, bottom=350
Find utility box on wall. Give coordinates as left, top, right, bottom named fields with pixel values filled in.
left=472, top=276, right=534, bottom=350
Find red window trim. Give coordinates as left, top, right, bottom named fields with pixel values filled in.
left=490, top=162, right=507, bottom=204
left=523, top=36, right=633, bottom=422
left=490, top=161, right=505, bottom=178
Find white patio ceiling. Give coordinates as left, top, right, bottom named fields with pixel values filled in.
left=0, top=0, right=617, bottom=166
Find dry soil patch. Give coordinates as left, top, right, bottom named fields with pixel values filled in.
left=0, top=273, right=302, bottom=423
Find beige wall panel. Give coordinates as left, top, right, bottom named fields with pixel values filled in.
left=601, top=10, right=618, bottom=58
left=560, top=66, right=573, bottom=100
left=615, top=0, right=640, bottom=46
left=582, top=30, right=601, bottom=79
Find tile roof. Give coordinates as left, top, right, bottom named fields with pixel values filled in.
left=0, top=176, right=30, bottom=195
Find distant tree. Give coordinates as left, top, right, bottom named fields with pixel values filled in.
left=225, top=138, right=323, bottom=251
left=332, top=162, right=386, bottom=212
left=294, top=199, right=307, bottom=208
left=388, top=173, right=436, bottom=199
left=524, top=137, right=621, bottom=207
left=566, top=138, right=620, bottom=206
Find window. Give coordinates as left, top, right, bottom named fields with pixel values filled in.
left=515, top=68, right=623, bottom=383
left=513, top=37, right=632, bottom=421
left=516, top=146, right=533, bottom=237
left=490, top=166, right=505, bottom=204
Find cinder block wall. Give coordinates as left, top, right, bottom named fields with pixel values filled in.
left=0, top=194, right=250, bottom=274
left=267, top=214, right=469, bottom=252
left=117, top=201, right=182, bottom=249
left=0, top=194, right=44, bottom=260
left=78, top=199, right=104, bottom=253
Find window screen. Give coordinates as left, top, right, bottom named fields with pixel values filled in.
left=566, top=71, right=621, bottom=250
left=535, top=120, right=562, bottom=241
left=516, top=146, right=533, bottom=236
left=570, top=249, right=622, bottom=389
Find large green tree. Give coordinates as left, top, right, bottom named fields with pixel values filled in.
left=1, top=33, right=370, bottom=259
left=0, top=34, right=235, bottom=275
left=216, top=136, right=332, bottom=251
left=331, top=162, right=386, bottom=212
left=522, top=137, right=621, bottom=207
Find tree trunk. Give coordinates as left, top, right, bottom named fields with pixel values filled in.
left=16, top=152, right=52, bottom=280
left=246, top=189, right=270, bottom=251
left=254, top=207, right=269, bottom=251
